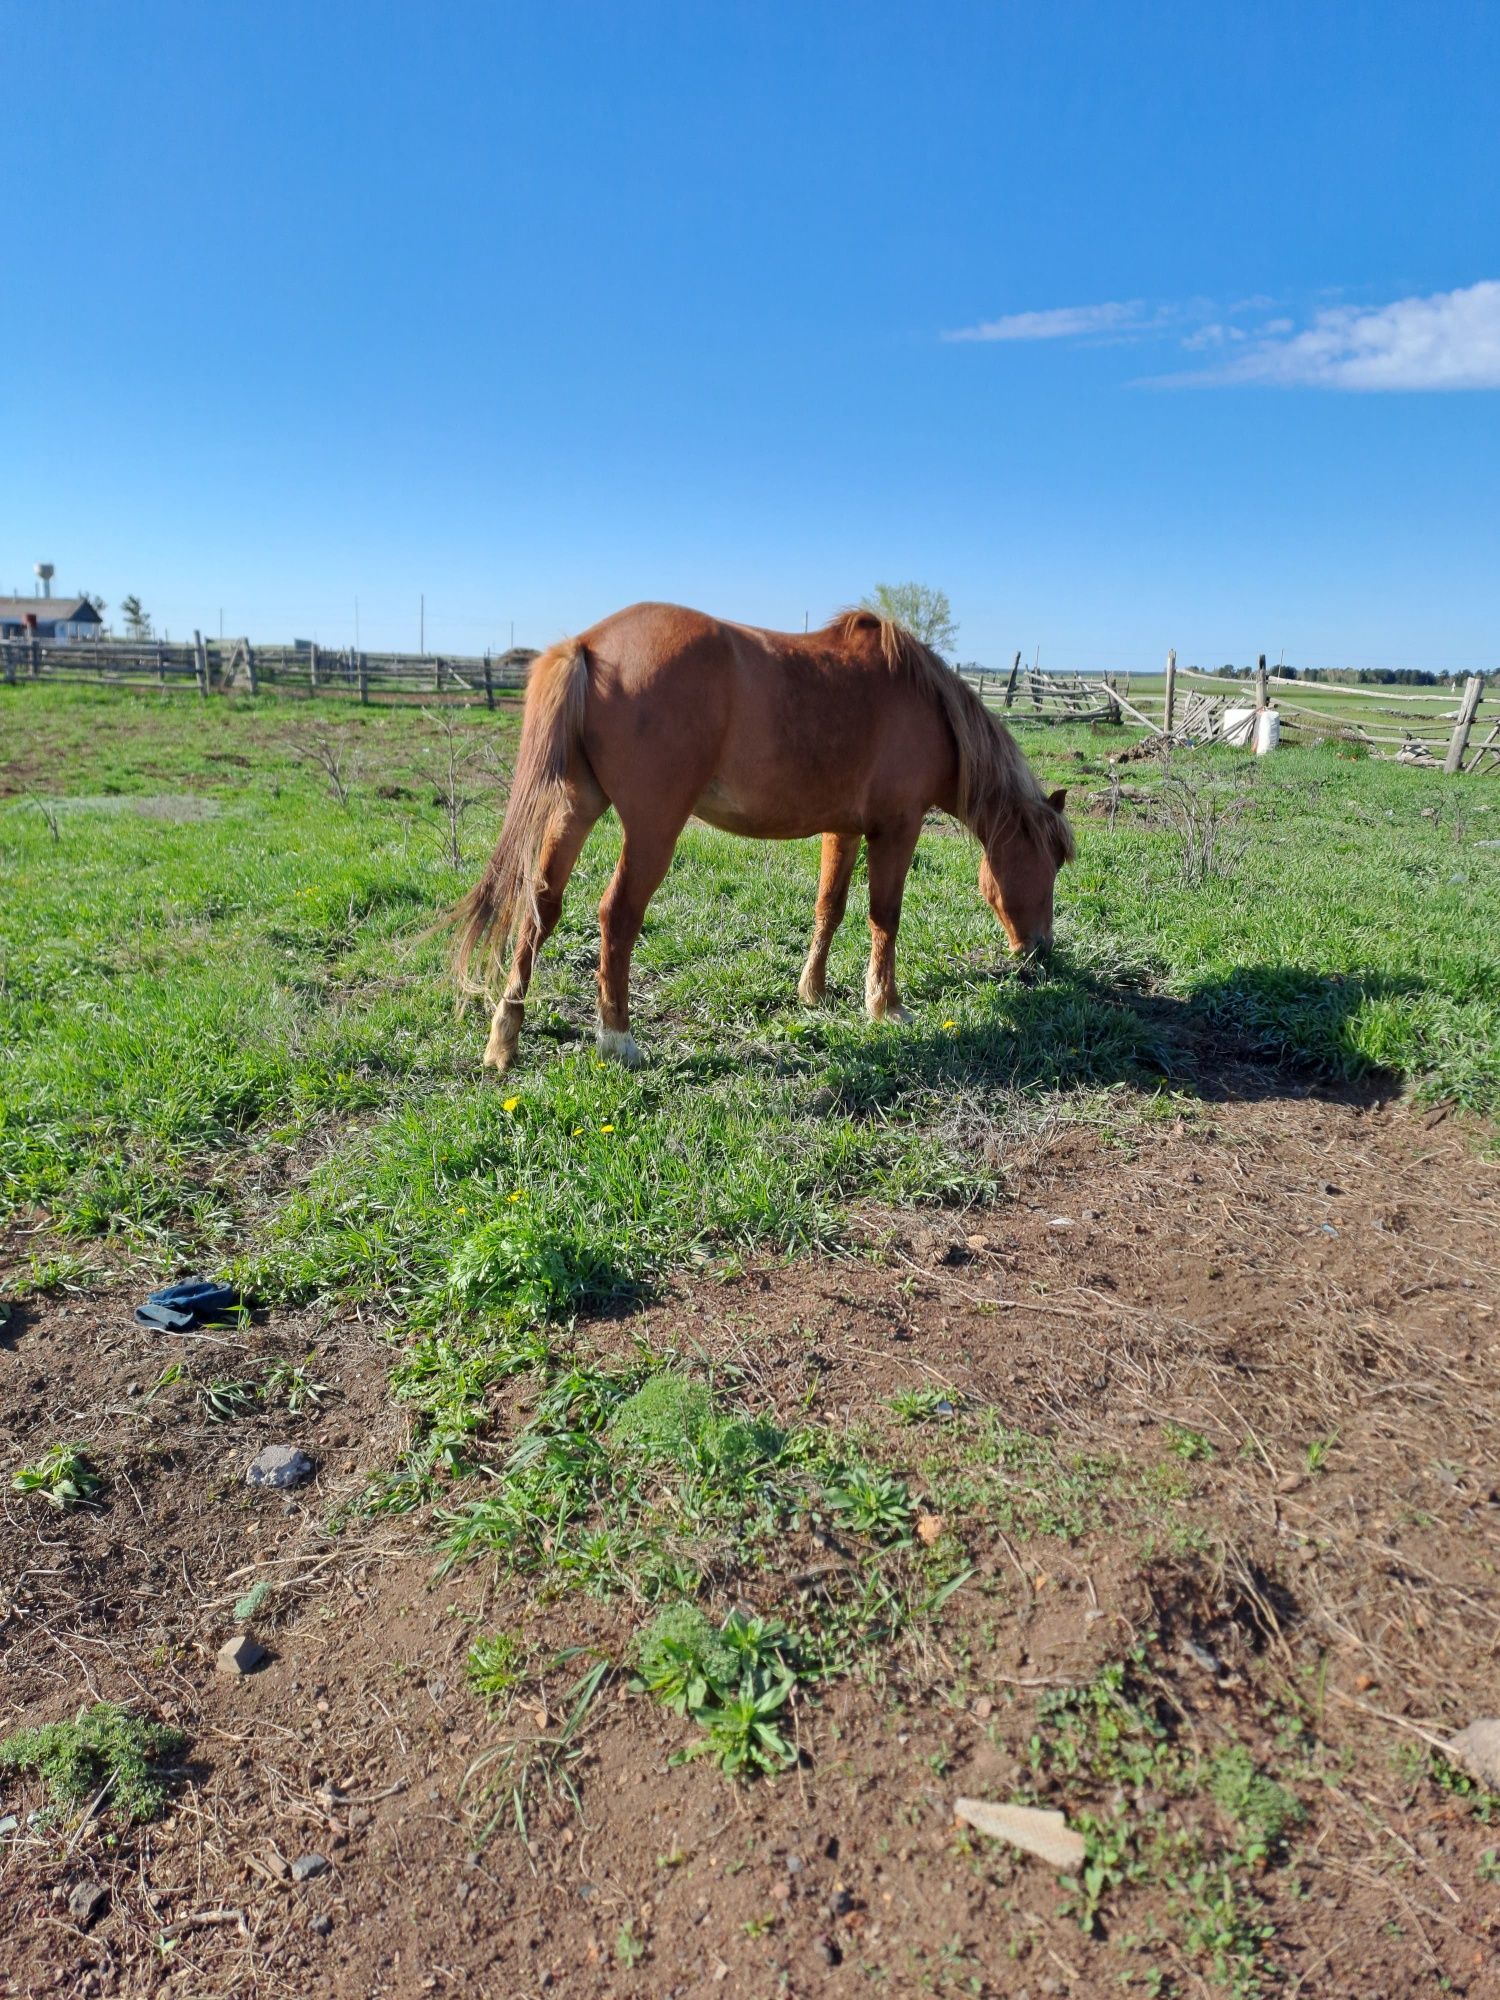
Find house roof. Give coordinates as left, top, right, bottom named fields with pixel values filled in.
left=0, top=597, right=103, bottom=624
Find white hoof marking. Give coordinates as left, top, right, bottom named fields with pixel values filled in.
left=596, top=1026, right=643, bottom=1069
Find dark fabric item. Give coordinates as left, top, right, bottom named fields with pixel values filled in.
left=134, top=1279, right=240, bottom=1329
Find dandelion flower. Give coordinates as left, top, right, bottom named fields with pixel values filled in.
left=502, top=1096, right=520, bottom=1113
left=600, top=1123, right=615, bottom=1134
left=507, top=1190, right=524, bottom=1203
left=943, top=1020, right=957, bottom=1030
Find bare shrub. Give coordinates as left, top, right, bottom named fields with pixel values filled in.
left=1153, top=762, right=1253, bottom=885
left=289, top=727, right=360, bottom=808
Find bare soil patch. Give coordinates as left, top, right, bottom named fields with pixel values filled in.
left=3, top=1092, right=1498, bottom=1998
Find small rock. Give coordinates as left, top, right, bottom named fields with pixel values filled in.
left=1047, top=1216, right=1074, bottom=1229
left=915, top=1511, right=946, bottom=1546
left=291, top=1853, right=330, bottom=1883
left=828, top=1887, right=853, bottom=1917
left=785, top=1853, right=804, bottom=1875
left=309, top=1913, right=333, bottom=1937
left=216, top=1633, right=267, bottom=1677
left=1447, top=1718, right=1500, bottom=1791
left=0, top=1814, right=17, bottom=1837
left=68, top=1881, right=108, bottom=1928
left=972, top=1696, right=993, bottom=1721
left=246, top=1445, right=315, bottom=1490
left=954, top=1797, right=1086, bottom=1870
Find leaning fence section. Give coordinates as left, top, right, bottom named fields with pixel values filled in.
left=959, top=651, right=1499, bottom=775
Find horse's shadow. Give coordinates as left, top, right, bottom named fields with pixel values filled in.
left=777, top=960, right=1424, bottom=1113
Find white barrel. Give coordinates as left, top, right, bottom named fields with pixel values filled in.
left=1253, top=708, right=1281, bottom=755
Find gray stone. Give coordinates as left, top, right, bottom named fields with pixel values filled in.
left=68, top=1881, right=108, bottom=1928
left=216, top=1632, right=267, bottom=1677
left=245, top=1445, right=315, bottom=1490
left=1448, top=1718, right=1500, bottom=1791
left=309, top=1914, right=333, bottom=1937
left=0, top=1815, right=17, bottom=1838
left=291, top=1853, right=330, bottom=1883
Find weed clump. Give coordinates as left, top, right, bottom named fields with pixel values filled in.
left=0, top=1703, right=187, bottom=1822
left=607, top=1374, right=712, bottom=1462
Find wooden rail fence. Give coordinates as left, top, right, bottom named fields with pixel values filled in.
left=7, top=634, right=1497, bottom=774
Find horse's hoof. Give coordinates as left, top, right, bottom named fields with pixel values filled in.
left=797, top=977, right=825, bottom=1007
left=596, top=1028, right=643, bottom=1070
left=867, top=1003, right=911, bottom=1025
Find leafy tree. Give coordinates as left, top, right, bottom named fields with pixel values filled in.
left=860, top=582, right=958, bottom=656
left=120, top=594, right=152, bottom=639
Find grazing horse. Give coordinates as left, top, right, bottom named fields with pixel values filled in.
left=451, top=602, right=1072, bottom=1071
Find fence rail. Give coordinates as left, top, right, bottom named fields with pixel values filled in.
left=8, top=634, right=1497, bottom=773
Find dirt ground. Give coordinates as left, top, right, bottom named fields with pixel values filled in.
left=3, top=1087, right=1498, bottom=1999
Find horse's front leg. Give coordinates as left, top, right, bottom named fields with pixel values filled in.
left=863, top=821, right=922, bottom=1022
left=596, top=828, right=679, bottom=1066
left=798, top=833, right=861, bottom=1005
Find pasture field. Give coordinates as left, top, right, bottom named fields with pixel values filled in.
left=3, top=682, right=1499, bottom=1998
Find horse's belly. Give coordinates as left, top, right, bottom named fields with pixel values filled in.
left=692, top=779, right=838, bottom=841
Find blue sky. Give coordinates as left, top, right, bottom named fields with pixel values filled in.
left=3, top=1, right=1497, bottom=668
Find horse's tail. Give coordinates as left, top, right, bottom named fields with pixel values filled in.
left=450, top=641, right=590, bottom=995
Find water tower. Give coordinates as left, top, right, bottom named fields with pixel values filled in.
left=34, top=562, right=54, bottom=599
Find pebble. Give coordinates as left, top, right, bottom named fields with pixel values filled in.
left=246, top=1445, right=315, bottom=1490
left=0, top=1815, right=17, bottom=1838
left=67, top=1881, right=108, bottom=1928
left=1448, top=1718, right=1500, bottom=1791
left=309, top=1913, right=333, bottom=1937
left=216, top=1633, right=267, bottom=1677
left=291, top=1853, right=330, bottom=1883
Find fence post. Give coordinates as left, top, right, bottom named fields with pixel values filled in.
left=484, top=656, right=494, bottom=710
left=1164, top=647, right=1177, bottom=734
left=434, top=656, right=443, bottom=692
left=1003, top=649, right=1021, bottom=708
left=309, top=641, right=319, bottom=692
left=29, top=639, right=41, bottom=679
left=3, top=642, right=14, bottom=686
left=156, top=641, right=166, bottom=686
left=1255, top=653, right=1268, bottom=708
left=358, top=654, right=369, bottom=705
left=193, top=630, right=208, bottom=697
left=246, top=642, right=259, bottom=697
left=1445, top=674, right=1484, bottom=775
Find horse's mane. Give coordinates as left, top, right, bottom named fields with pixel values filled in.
left=827, top=610, right=1074, bottom=862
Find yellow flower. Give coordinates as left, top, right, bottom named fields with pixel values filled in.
left=943, top=1019, right=957, bottom=1030
left=599, top=1123, right=615, bottom=1134
left=507, top=1189, right=524, bottom=1202
left=502, top=1096, right=520, bottom=1113
left=571, top=1126, right=584, bottom=1137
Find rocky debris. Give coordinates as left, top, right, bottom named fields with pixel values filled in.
left=67, top=1881, right=109, bottom=1928
left=1447, top=1718, right=1500, bottom=1790
left=291, top=1853, right=330, bottom=1883
left=954, top=1797, right=1087, bottom=1870
left=309, top=1913, right=333, bottom=1937
left=216, top=1633, right=268, bottom=1677
left=245, top=1445, right=315, bottom=1490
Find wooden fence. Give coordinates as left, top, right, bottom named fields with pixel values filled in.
left=0, top=633, right=537, bottom=708
left=959, top=651, right=1500, bottom=775
left=8, top=633, right=1498, bottom=774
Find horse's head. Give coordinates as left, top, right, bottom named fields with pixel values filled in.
left=979, top=788, right=1071, bottom=958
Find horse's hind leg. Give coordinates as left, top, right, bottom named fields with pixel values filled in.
left=483, top=783, right=604, bottom=1071
left=798, top=833, right=860, bottom=1005
left=863, top=820, right=922, bottom=1022
left=596, top=823, right=682, bottom=1067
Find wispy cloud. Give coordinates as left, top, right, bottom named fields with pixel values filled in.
left=949, top=282, right=1500, bottom=390
left=943, top=300, right=1148, bottom=343
left=1171, top=281, right=1500, bottom=390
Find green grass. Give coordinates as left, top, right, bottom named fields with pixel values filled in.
left=0, top=1702, right=188, bottom=1822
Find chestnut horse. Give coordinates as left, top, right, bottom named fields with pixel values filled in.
left=451, top=602, right=1072, bottom=1071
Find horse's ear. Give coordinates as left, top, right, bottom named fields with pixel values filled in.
left=1047, top=787, right=1068, bottom=812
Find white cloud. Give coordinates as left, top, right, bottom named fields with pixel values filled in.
left=1168, top=282, right=1500, bottom=390
left=943, top=300, right=1147, bottom=343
